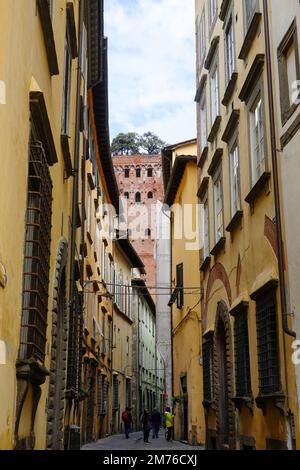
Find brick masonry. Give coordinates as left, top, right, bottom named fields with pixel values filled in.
left=113, top=154, right=164, bottom=293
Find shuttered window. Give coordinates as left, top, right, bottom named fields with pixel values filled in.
left=176, top=263, right=184, bottom=309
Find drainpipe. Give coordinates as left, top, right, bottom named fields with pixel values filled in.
left=69, top=0, right=84, bottom=320
left=263, top=0, right=296, bottom=448
left=68, top=0, right=84, bottom=435
left=170, top=211, right=174, bottom=409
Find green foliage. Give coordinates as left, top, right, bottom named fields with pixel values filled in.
left=111, top=131, right=166, bottom=156
left=139, top=132, right=166, bottom=155
left=111, top=132, right=140, bottom=156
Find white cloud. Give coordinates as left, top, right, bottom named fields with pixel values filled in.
left=105, top=0, right=196, bottom=145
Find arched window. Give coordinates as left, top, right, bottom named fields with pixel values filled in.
left=124, top=192, right=129, bottom=199
left=147, top=191, right=153, bottom=199
left=124, top=168, right=130, bottom=178
left=147, top=168, right=153, bottom=177
left=135, top=192, right=141, bottom=203
left=136, top=168, right=141, bottom=177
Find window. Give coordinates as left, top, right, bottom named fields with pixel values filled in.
left=136, top=168, right=141, bottom=177
left=61, top=28, right=72, bottom=135
left=126, top=379, right=132, bottom=408
left=107, top=319, right=112, bottom=360
left=203, top=193, right=210, bottom=259
left=99, top=374, right=108, bottom=415
left=101, top=243, right=107, bottom=282
left=87, top=186, right=92, bottom=234
left=124, top=192, right=129, bottom=199
left=176, top=263, right=184, bottom=309
left=101, top=311, right=106, bottom=355
left=208, top=0, right=217, bottom=29
left=249, top=92, right=266, bottom=185
left=225, top=14, right=235, bottom=85
left=198, top=10, right=206, bottom=66
left=147, top=191, right=153, bottom=199
left=244, top=0, right=257, bottom=31
left=229, top=140, right=241, bottom=216
left=135, top=192, right=141, bottom=203
left=145, top=228, right=151, bottom=237
left=210, top=62, right=220, bottom=125
left=91, top=293, right=97, bottom=339
left=124, top=168, right=130, bottom=178
left=113, top=375, right=119, bottom=410
left=278, top=19, right=300, bottom=125
left=85, top=278, right=90, bottom=329
left=234, top=309, right=252, bottom=397
left=199, top=89, right=207, bottom=152
left=147, top=168, right=153, bottom=177
left=256, top=289, right=280, bottom=395
left=126, top=336, right=129, bottom=355
left=19, top=131, right=53, bottom=362
left=203, top=333, right=214, bottom=403
left=213, top=166, right=224, bottom=243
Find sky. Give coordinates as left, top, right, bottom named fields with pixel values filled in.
left=105, top=0, right=196, bottom=146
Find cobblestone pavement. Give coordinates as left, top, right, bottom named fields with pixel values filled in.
left=81, top=430, right=204, bottom=451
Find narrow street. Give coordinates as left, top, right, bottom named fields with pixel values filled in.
left=81, top=431, right=204, bottom=451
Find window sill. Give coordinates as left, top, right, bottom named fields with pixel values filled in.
left=210, top=237, right=226, bottom=257
left=197, top=176, right=210, bottom=200
left=222, top=72, right=238, bottom=107
left=198, top=146, right=208, bottom=168
left=226, top=210, right=243, bottom=233
left=204, top=36, right=220, bottom=70
left=232, top=396, right=254, bottom=414
left=238, top=12, right=262, bottom=60
left=207, top=116, right=222, bottom=143
left=16, top=358, right=49, bottom=386
left=207, top=148, right=223, bottom=176
left=255, top=392, right=286, bottom=416
left=245, top=171, right=271, bottom=205
left=200, top=256, right=211, bottom=273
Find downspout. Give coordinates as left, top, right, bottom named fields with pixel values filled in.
left=263, top=0, right=296, bottom=448
left=69, top=0, right=84, bottom=325
left=170, top=211, right=174, bottom=408
left=68, top=0, right=84, bottom=430
left=137, top=293, right=140, bottom=430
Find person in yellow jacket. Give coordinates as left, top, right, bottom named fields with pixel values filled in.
left=164, top=407, right=175, bottom=441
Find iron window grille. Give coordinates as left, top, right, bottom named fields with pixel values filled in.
left=126, top=379, right=132, bottom=408
left=66, top=286, right=83, bottom=395
left=203, top=333, right=214, bottom=403
left=98, top=374, right=108, bottom=416
left=234, top=309, right=252, bottom=397
left=19, top=140, right=53, bottom=363
left=256, top=290, right=281, bottom=395
left=112, top=375, right=119, bottom=410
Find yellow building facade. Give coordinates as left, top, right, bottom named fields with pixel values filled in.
left=0, top=0, right=105, bottom=450
left=162, top=140, right=205, bottom=446
left=195, top=0, right=299, bottom=450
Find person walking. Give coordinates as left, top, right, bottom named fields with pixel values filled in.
left=150, top=408, right=161, bottom=439
left=121, top=407, right=132, bottom=439
left=142, top=409, right=151, bottom=444
left=164, top=407, right=175, bottom=441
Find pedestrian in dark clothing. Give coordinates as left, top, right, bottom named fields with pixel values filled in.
left=122, top=407, right=132, bottom=439
left=150, top=409, right=161, bottom=438
left=142, top=409, right=151, bottom=444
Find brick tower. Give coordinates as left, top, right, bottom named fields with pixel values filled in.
left=113, top=154, right=164, bottom=293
